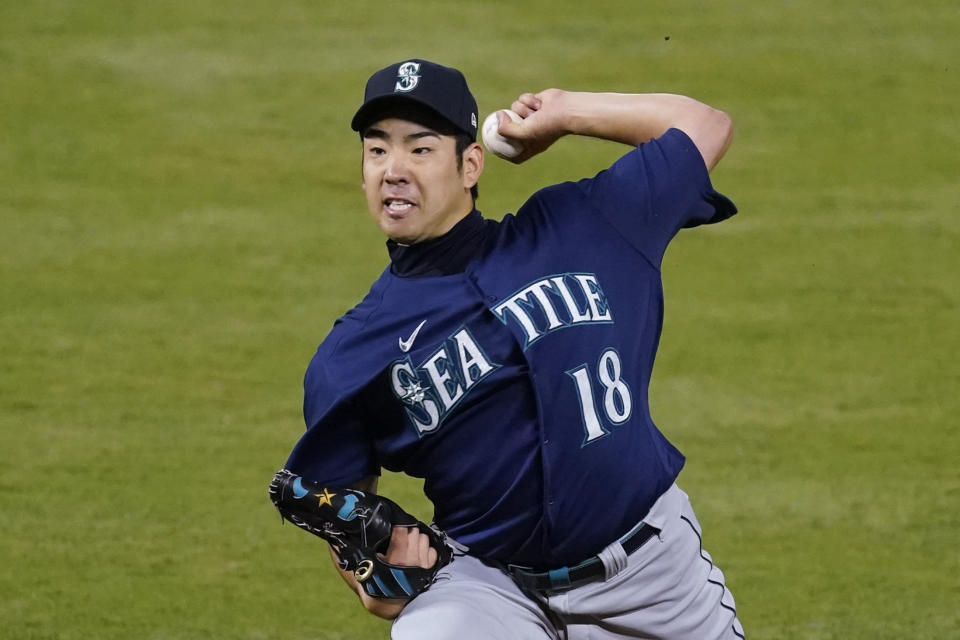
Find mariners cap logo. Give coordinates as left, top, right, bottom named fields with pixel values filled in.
left=394, top=61, right=421, bottom=93
left=352, top=59, right=478, bottom=140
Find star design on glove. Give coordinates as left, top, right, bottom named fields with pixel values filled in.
left=315, top=488, right=336, bottom=508
left=400, top=381, right=428, bottom=404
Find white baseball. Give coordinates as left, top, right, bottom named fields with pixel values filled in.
left=481, top=110, right=525, bottom=160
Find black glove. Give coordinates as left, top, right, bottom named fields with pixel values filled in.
left=268, top=468, right=452, bottom=599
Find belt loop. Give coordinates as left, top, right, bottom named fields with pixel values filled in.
left=597, top=540, right=629, bottom=581
left=434, top=525, right=470, bottom=554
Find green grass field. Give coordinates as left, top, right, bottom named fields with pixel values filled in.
left=1, top=1, right=958, bottom=638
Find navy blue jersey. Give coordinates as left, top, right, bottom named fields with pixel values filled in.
left=286, top=128, right=736, bottom=567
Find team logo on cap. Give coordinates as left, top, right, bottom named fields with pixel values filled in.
left=394, top=61, right=421, bottom=93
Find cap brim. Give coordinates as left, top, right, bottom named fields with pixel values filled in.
left=350, top=95, right=474, bottom=139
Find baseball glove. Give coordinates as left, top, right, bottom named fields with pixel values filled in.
left=268, top=468, right=452, bottom=599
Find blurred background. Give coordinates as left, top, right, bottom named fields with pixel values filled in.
left=1, top=1, right=957, bottom=638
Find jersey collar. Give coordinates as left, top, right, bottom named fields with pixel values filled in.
left=387, top=209, right=491, bottom=277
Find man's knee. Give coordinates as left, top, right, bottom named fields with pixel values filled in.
left=392, top=597, right=512, bottom=640
left=391, top=553, right=556, bottom=640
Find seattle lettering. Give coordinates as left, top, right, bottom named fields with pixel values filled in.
left=389, top=328, right=498, bottom=436
left=492, top=273, right=613, bottom=348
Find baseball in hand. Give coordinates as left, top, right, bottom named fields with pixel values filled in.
left=481, top=110, right=525, bottom=160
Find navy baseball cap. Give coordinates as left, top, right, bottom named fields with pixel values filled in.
left=351, top=59, right=479, bottom=140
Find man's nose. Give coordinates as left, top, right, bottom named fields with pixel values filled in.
left=384, top=155, right=409, bottom=183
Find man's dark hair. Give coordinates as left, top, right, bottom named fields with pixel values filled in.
left=360, top=103, right=479, bottom=201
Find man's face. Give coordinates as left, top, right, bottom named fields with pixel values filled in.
left=361, top=118, right=480, bottom=244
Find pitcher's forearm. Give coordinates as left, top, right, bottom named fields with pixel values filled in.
left=501, top=89, right=733, bottom=170
left=561, top=91, right=733, bottom=170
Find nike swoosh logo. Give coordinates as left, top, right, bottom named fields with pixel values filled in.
left=398, top=319, right=427, bottom=353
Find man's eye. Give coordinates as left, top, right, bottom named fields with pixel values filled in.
left=368, top=147, right=385, bottom=156
left=413, top=147, right=431, bottom=155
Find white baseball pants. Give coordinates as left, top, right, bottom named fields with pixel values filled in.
left=391, top=484, right=745, bottom=639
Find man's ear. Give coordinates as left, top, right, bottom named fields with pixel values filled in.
left=462, top=142, right=484, bottom=189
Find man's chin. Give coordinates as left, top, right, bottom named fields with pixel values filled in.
left=381, top=221, right=419, bottom=245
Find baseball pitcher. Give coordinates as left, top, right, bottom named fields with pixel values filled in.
left=270, top=59, right=745, bottom=639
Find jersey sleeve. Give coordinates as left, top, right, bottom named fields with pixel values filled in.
left=283, top=353, right=380, bottom=486
left=576, top=127, right=737, bottom=266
